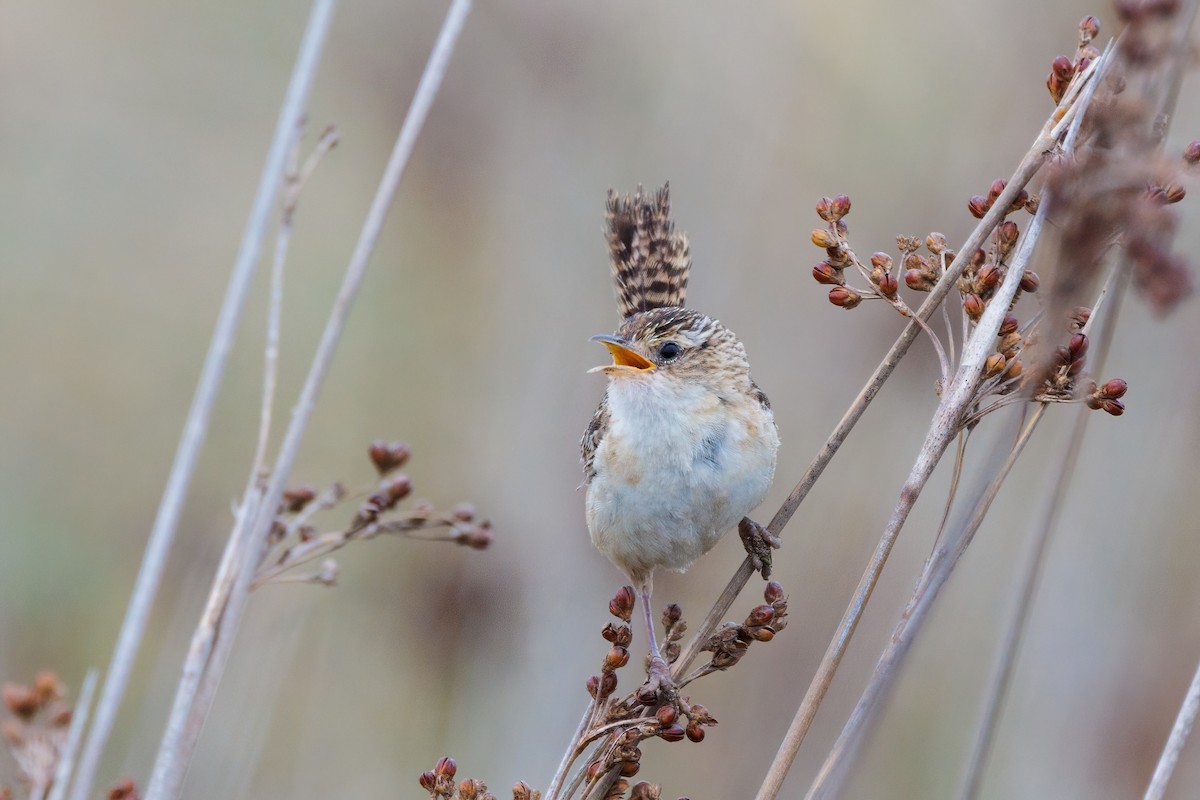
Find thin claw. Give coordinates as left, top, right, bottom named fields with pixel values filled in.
left=739, top=517, right=781, bottom=579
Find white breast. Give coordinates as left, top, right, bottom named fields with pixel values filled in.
left=585, top=376, right=779, bottom=580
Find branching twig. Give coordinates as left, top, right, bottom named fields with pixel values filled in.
left=749, top=55, right=1102, bottom=800
left=142, top=2, right=472, bottom=797
left=65, top=3, right=338, bottom=799
left=957, top=262, right=1126, bottom=800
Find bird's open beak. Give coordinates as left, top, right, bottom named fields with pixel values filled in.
left=588, top=334, right=656, bottom=374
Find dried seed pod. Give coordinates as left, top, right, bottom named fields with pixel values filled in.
left=963, top=293, right=985, bottom=320
left=1068, top=333, right=1089, bottom=359
left=828, top=286, right=863, bottom=309
left=985, top=353, right=1007, bottom=378
left=629, top=782, right=662, bottom=800
left=1079, top=14, right=1100, bottom=43
left=878, top=272, right=899, bottom=299
left=870, top=252, right=894, bottom=270
left=1102, top=378, right=1129, bottom=398
left=831, top=194, right=852, bottom=219
left=967, top=195, right=988, bottom=219
left=812, top=261, right=843, bottom=286
left=815, top=196, right=834, bottom=222
left=1164, top=184, right=1186, bottom=203
left=436, top=757, right=458, bottom=779
left=618, top=761, right=640, bottom=778
left=988, top=179, right=1008, bottom=204
left=512, top=782, right=537, bottom=800
left=282, top=485, right=316, bottom=513
left=976, top=263, right=1001, bottom=294
left=685, top=722, right=705, bottom=743
left=605, top=647, right=630, bottom=670
left=609, top=587, right=635, bottom=622
left=999, top=313, right=1019, bottom=336
left=1019, top=271, right=1041, bottom=293
left=765, top=581, right=785, bottom=603
left=1102, top=399, right=1125, bottom=416
left=811, top=228, right=838, bottom=249
left=1185, top=141, right=1200, bottom=165
left=659, top=724, right=686, bottom=742
left=905, top=269, right=935, bottom=292
left=747, top=605, right=776, bottom=626
left=420, top=771, right=438, bottom=792
left=2, top=684, right=38, bottom=720
left=635, top=683, right=659, bottom=706
left=369, top=440, right=411, bottom=474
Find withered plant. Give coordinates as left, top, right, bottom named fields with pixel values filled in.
left=415, top=6, right=1200, bottom=800
left=5, top=3, right=1199, bottom=800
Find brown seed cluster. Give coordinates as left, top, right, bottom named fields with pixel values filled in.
left=256, top=440, right=493, bottom=587
left=416, top=759, right=544, bottom=800
left=700, top=581, right=789, bottom=671
left=107, top=777, right=142, bottom=800
left=575, top=582, right=787, bottom=795
left=809, top=195, right=935, bottom=319
left=2, top=671, right=73, bottom=799
left=1045, top=11, right=1194, bottom=316
left=1046, top=16, right=1101, bottom=104
left=806, top=14, right=1172, bottom=428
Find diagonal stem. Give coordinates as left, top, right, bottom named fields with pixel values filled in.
left=65, top=3, right=338, bottom=798
left=142, top=2, right=472, bottom=797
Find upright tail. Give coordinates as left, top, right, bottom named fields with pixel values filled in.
left=605, top=183, right=691, bottom=319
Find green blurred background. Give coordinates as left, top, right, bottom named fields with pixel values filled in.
left=2, top=1, right=1199, bottom=798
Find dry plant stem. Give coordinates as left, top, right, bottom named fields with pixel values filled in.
left=958, top=267, right=1126, bottom=800
left=545, top=702, right=597, bottom=799
left=162, top=78, right=343, bottom=800
left=46, top=670, right=97, bottom=800
left=800, top=181, right=1051, bottom=798
left=143, top=2, right=472, bottom=798
left=1145, top=657, right=1200, bottom=800
left=807, top=404, right=1046, bottom=800
left=750, top=63, right=1098, bottom=800
left=65, top=3, right=337, bottom=799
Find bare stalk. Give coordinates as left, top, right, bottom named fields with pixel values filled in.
left=806, top=404, right=1046, bottom=800
left=801, top=137, right=1096, bottom=794
left=958, top=265, right=1126, bottom=800
left=750, top=57, right=1101, bottom=800
left=1144, top=657, right=1200, bottom=800
left=142, top=2, right=472, bottom=798
left=47, top=670, right=97, bottom=800
left=65, top=3, right=338, bottom=799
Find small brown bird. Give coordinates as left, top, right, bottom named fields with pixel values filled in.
left=582, top=184, right=780, bottom=682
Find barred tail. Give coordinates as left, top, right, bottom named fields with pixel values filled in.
left=605, top=183, right=690, bottom=319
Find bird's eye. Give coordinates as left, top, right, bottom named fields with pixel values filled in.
left=658, top=341, right=682, bottom=361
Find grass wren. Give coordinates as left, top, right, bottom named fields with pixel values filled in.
left=581, top=184, right=780, bottom=680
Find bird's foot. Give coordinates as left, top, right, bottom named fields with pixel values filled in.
left=739, top=516, right=781, bottom=579
left=636, top=655, right=677, bottom=706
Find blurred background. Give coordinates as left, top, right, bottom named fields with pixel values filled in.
left=2, top=1, right=1199, bottom=798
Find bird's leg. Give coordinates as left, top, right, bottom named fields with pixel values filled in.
left=739, top=516, right=782, bottom=578
left=637, top=580, right=675, bottom=703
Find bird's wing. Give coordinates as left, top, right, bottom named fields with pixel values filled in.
left=580, top=394, right=610, bottom=486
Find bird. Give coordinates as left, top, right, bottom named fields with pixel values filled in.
left=581, top=183, right=780, bottom=687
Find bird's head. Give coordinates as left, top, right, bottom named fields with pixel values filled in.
left=589, top=307, right=749, bottom=389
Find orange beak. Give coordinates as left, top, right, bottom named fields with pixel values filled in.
left=589, top=334, right=656, bottom=374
